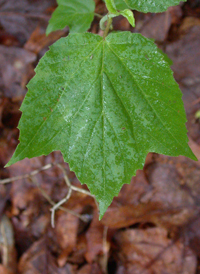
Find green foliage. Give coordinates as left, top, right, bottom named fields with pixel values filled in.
left=119, top=9, right=135, bottom=26
left=114, top=0, right=129, bottom=10
left=46, top=0, right=95, bottom=35
left=7, top=0, right=195, bottom=218
left=103, top=0, right=135, bottom=27
left=117, top=0, right=187, bottom=12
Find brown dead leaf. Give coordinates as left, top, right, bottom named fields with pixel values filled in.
left=184, top=214, right=200, bottom=257
left=0, top=45, right=36, bottom=98
left=168, top=5, right=183, bottom=24
left=77, top=263, right=103, bottom=274
left=18, top=236, right=77, bottom=274
left=0, top=0, right=56, bottom=44
left=0, top=30, right=20, bottom=47
left=166, top=24, right=200, bottom=146
left=0, top=215, right=17, bottom=273
left=24, top=25, right=66, bottom=55
left=1, top=98, right=22, bottom=129
left=85, top=209, right=105, bottom=263
left=114, top=227, right=197, bottom=274
left=0, top=97, right=22, bottom=166
left=113, top=170, right=150, bottom=206
left=166, top=25, right=200, bottom=104
left=0, top=98, right=6, bottom=128
left=7, top=158, right=52, bottom=252
left=179, top=17, right=200, bottom=34
left=113, top=16, right=132, bottom=31
left=18, top=237, right=76, bottom=274
left=0, top=265, right=14, bottom=274
left=0, top=183, right=10, bottom=219
left=54, top=211, right=79, bottom=267
left=68, top=234, right=87, bottom=265
left=102, top=158, right=199, bottom=230
left=140, top=12, right=172, bottom=42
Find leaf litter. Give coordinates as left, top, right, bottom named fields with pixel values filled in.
left=0, top=0, right=200, bottom=273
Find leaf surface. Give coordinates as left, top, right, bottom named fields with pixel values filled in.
left=103, top=0, right=129, bottom=10
left=46, top=0, right=95, bottom=35
left=7, top=32, right=196, bottom=217
left=114, top=0, right=129, bottom=9
left=117, top=0, right=186, bottom=12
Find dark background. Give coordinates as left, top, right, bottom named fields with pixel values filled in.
left=0, top=0, right=200, bottom=273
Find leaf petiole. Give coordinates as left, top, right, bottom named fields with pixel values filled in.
left=94, top=13, right=103, bottom=18
left=103, top=15, right=113, bottom=39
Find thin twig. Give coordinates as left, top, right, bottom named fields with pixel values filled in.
left=56, top=163, right=95, bottom=198
left=0, top=163, right=56, bottom=184
left=53, top=163, right=99, bottom=226
left=1, top=162, right=98, bottom=227
left=191, top=97, right=200, bottom=106
left=30, top=177, right=88, bottom=223
left=56, top=163, right=71, bottom=187
left=50, top=187, right=72, bottom=228
left=94, top=13, right=103, bottom=19
left=57, top=163, right=99, bottom=210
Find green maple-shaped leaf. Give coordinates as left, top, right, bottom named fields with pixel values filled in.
left=7, top=32, right=196, bottom=218
left=115, top=0, right=186, bottom=12
left=46, top=0, right=95, bottom=35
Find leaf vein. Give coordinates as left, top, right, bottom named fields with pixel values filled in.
left=107, top=43, right=187, bottom=151
left=103, top=69, right=140, bottom=155
left=16, top=40, right=103, bottom=159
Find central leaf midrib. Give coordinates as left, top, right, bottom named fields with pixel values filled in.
left=103, top=69, right=140, bottom=156
left=101, top=40, right=106, bottom=199
left=104, top=115, right=126, bottom=180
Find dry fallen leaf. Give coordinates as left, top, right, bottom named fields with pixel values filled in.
left=0, top=265, right=14, bottom=274
left=140, top=12, right=172, bottom=42
left=24, top=25, right=66, bottom=55
left=0, top=46, right=36, bottom=98
left=77, top=263, right=103, bottom=274
left=114, top=227, right=197, bottom=274
left=0, top=0, right=56, bottom=44
left=102, top=158, right=199, bottom=231
left=18, top=237, right=77, bottom=274
left=85, top=209, right=105, bottom=263
left=0, top=215, right=17, bottom=273
left=54, top=211, right=79, bottom=267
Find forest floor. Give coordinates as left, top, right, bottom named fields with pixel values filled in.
left=0, top=0, right=200, bottom=273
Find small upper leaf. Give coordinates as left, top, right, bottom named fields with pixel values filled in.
left=116, top=0, right=187, bottom=13
left=46, top=0, right=95, bottom=35
left=7, top=32, right=196, bottom=218
left=119, top=9, right=135, bottom=27
left=104, top=0, right=135, bottom=27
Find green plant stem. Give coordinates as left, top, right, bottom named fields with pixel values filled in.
left=94, top=13, right=103, bottom=18
left=103, top=16, right=112, bottom=39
